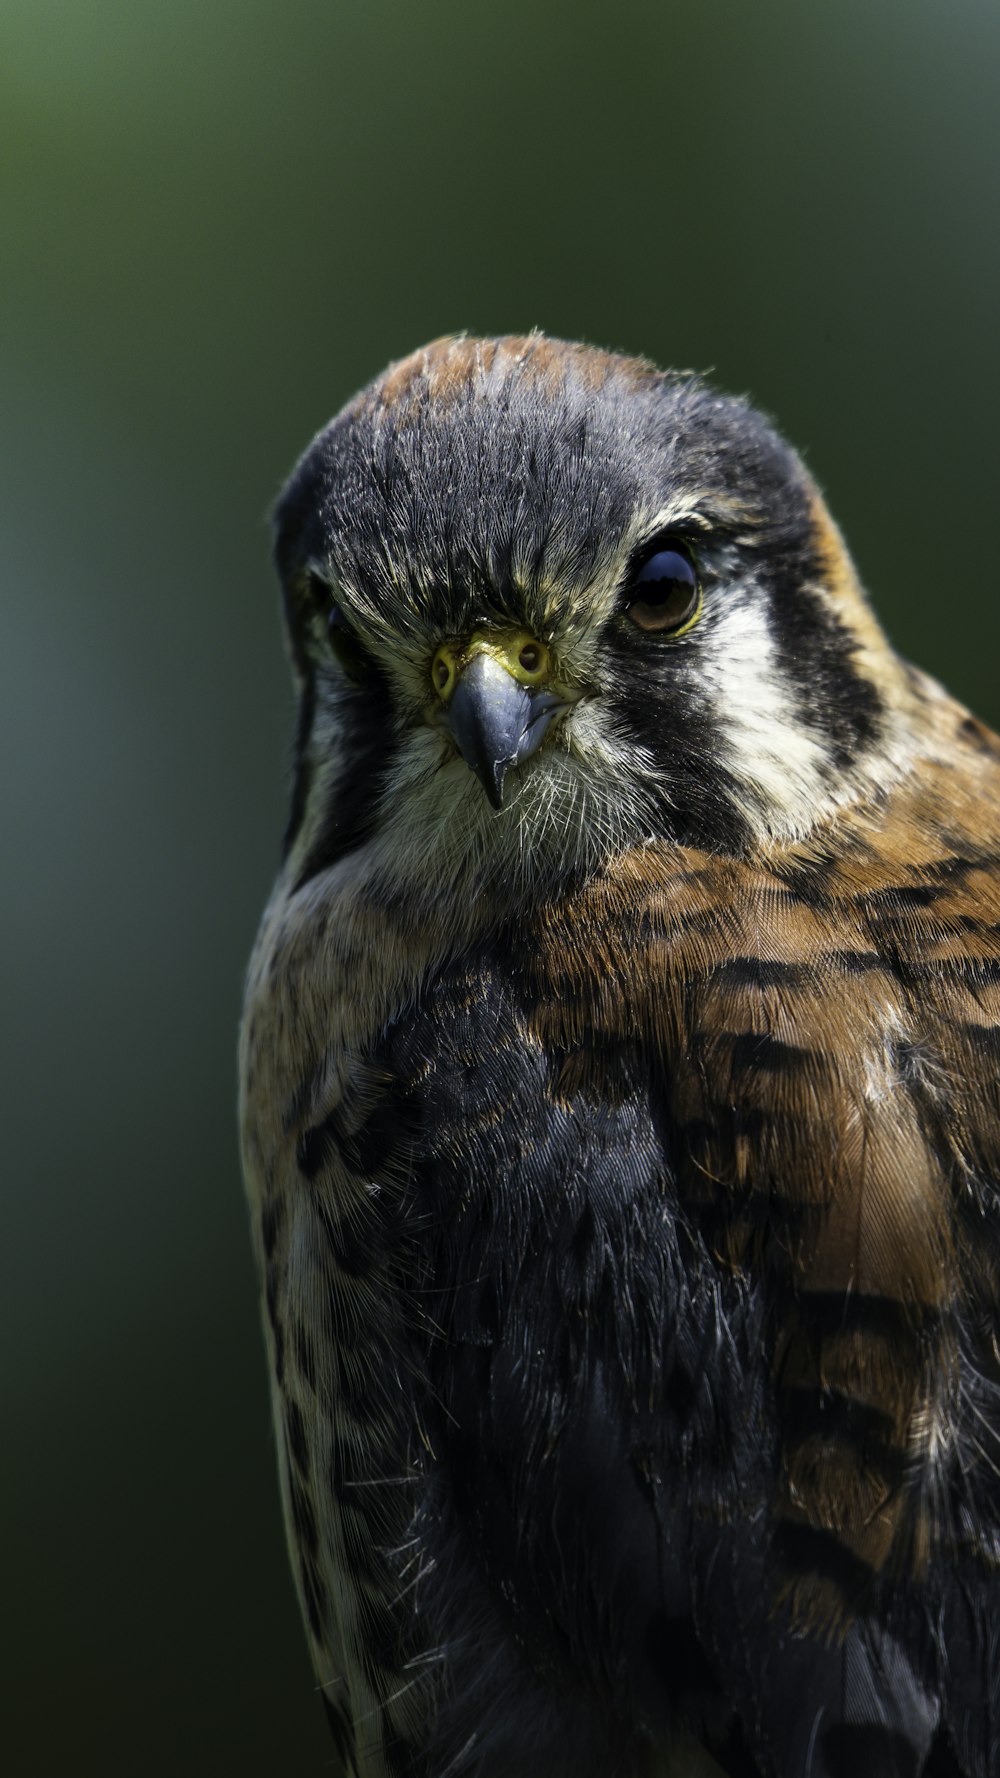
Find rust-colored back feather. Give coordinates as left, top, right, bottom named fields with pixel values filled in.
left=530, top=693, right=1000, bottom=1626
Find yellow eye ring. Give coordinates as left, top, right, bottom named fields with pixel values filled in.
left=431, top=644, right=458, bottom=700
left=507, top=632, right=550, bottom=684
left=674, top=584, right=703, bottom=636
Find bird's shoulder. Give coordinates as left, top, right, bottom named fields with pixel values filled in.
left=511, top=682, right=1000, bottom=1618
left=528, top=674, right=1000, bottom=1070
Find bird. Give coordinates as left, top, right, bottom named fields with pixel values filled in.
left=239, top=333, right=1000, bottom=1778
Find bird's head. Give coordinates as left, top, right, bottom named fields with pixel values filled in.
left=273, top=335, right=914, bottom=905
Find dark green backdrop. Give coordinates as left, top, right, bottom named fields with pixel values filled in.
left=3, top=2, right=997, bottom=1771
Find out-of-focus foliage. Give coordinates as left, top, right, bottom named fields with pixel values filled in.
left=2, top=2, right=996, bottom=1770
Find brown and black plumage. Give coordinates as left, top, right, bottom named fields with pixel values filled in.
left=240, top=335, right=1000, bottom=1777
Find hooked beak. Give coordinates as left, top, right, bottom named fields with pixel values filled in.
left=442, top=651, right=564, bottom=809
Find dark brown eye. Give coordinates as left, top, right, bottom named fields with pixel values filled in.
left=305, top=570, right=372, bottom=679
left=626, top=541, right=702, bottom=634
left=306, top=570, right=347, bottom=632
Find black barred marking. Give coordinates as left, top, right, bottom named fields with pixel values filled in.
left=958, top=1022, right=1000, bottom=1054
left=685, top=1193, right=818, bottom=1252
left=264, top=1265, right=280, bottom=1331
left=676, top=1106, right=773, bottom=1148
left=920, top=854, right=979, bottom=885
left=260, top=1198, right=282, bottom=1261
left=553, top=1034, right=646, bottom=1108
left=775, top=1520, right=877, bottom=1602
left=828, top=948, right=886, bottom=976
left=265, top=1265, right=285, bottom=1384
left=282, top=1059, right=326, bottom=1135
left=608, top=670, right=754, bottom=852
left=796, top=1290, right=938, bottom=1341
left=630, top=907, right=686, bottom=947
left=347, top=1093, right=418, bottom=1177
left=779, top=1387, right=904, bottom=1484
left=727, top=1032, right=812, bottom=1074
left=866, top=883, right=947, bottom=911
left=297, top=1113, right=339, bottom=1179
left=711, top=956, right=810, bottom=990
left=299, top=1087, right=413, bottom=1184
left=958, top=713, right=1000, bottom=757
left=770, top=859, right=837, bottom=905
left=770, top=530, right=884, bottom=771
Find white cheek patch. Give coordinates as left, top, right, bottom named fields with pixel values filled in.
left=701, top=594, right=833, bottom=835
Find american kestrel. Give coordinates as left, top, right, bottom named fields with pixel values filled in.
left=239, top=335, right=1000, bottom=1777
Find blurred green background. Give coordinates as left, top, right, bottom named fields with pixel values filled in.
left=2, top=1, right=997, bottom=1771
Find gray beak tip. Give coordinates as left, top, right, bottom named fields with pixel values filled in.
left=445, top=653, right=533, bottom=807
left=484, top=771, right=506, bottom=811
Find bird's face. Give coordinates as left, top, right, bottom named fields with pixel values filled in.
left=274, top=335, right=913, bottom=904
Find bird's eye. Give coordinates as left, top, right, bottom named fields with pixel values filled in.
left=305, top=570, right=371, bottom=679
left=625, top=540, right=702, bottom=635
left=306, top=570, right=347, bottom=633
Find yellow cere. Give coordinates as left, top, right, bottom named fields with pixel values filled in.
left=430, top=629, right=552, bottom=702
